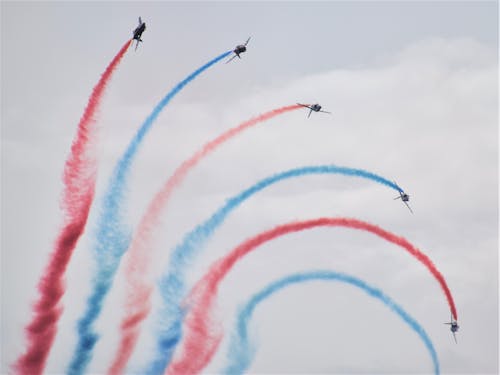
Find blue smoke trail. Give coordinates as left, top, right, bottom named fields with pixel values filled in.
left=147, top=165, right=403, bottom=374
left=223, top=270, right=439, bottom=375
left=67, top=50, right=232, bottom=375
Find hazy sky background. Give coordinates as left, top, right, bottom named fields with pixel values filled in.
left=1, top=1, right=498, bottom=374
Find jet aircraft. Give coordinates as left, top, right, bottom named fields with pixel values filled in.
left=394, top=189, right=413, bottom=214
left=297, top=103, right=331, bottom=118
left=133, top=17, right=146, bottom=51
left=444, top=315, right=459, bottom=343
left=226, top=37, right=251, bottom=63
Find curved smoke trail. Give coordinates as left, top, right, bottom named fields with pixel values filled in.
left=13, top=39, right=132, bottom=375
left=108, top=104, right=303, bottom=375
left=167, top=218, right=455, bottom=374
left=147, top=166, right=403, bottom=374
left=67, top=50, right=232, bottom=375
left=223, top=270, right=439, bottom=375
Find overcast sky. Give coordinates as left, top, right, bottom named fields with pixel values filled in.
left=1, top=1, right=498, bottom=374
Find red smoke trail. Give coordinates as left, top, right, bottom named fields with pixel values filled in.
left=167, top=217, right=458, bottom=375
left=108, top=104, right=303, bottom=375
left=14, top=39, right=132, bottom=375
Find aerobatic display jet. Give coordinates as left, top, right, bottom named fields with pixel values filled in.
left=444, top=315, right=459, bottom=343
left=394, top=189, right=413, bottom=214
left=297, top=103, right=332, bottom=118
left=133, top=17, right=146, bottom=51
left=226, top=37, right=251, bottom=63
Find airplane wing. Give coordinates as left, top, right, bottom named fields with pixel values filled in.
left=244, top=37, right=251, bottom=46
left=139, top=17, right=142, bottom=24
left=319, top=110, right=332, bottom=114
left=225, top=54, right=237, bottom=64
left=308, top=108, right=313, bottom=118
left=393, top=181, right=405, bottom=193
left=394, top=196, right=402, bottom=200
left=404, top=201, right=413, bottom=214
left=135, top=39, right=140, bottom=51
left=453, top=332, right=457, bottom=344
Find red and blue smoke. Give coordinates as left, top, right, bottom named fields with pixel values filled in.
left=165, top=217, right=455, bottom=374
left=12, top=37, right=458, bottom=375
left=67, top=50, right=231, bottom=375
left=108, top=104, right=304, bottom=375
left=146, top=166, right=406, bottom=374
left=14, top=39, right=132, bottom=375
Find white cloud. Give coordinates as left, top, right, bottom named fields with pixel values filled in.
left=1, top=3, right=497, bottom=374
